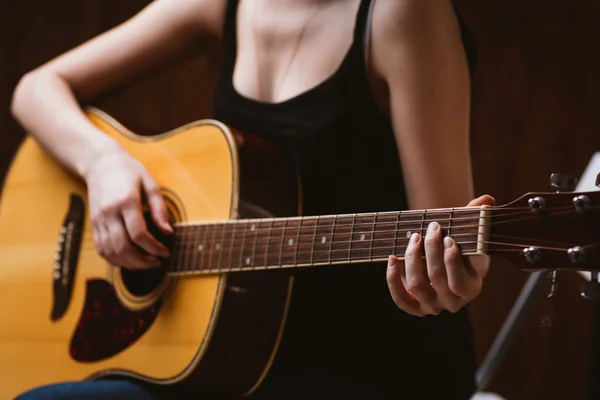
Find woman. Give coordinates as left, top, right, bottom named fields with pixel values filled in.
left=11, top=0, right=494, bottom=398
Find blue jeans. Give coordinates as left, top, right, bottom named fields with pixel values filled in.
left=14, top=375, right=395, bottom=400
left=14, top=379, right=188, bottom=400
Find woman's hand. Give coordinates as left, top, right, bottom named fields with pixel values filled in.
left=84, top=150, right=173, bottom=269
left=386, top=195, right=495, bottom=316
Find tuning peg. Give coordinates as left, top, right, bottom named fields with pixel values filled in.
left=550, top=173, right=578, bottom=192
left=581, top=271, right=600, bottom=301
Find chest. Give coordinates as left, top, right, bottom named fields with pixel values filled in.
left=232, top=0, right=362, bottom=104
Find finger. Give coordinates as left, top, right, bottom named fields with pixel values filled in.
left=404, top=232, right=437, bottom=309
left=106, top=216, right=160, bottom=269
left=386, top=255, right=421, bottom=315
left=99, top=221, right=116, bottom=265
left=466, top=194, right=495, bottom=207
left=425, top=222, right=462, bottom=310
left=121, top=200, right=170, bottom=258
left=444, top=236, right=481, bottom=300
left=92, top=221, right=106, bottom=259
left=141, top=173, right=173, bottom=234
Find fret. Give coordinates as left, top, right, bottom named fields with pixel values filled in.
left=348, top=214, right=356, bottom=261
left=448, top=208, right=454, bottom=237
left=278, top=218, right=288, bottom=267
left=392, top=212, right=399, bottom=256
left=420, top=211, right=426, bottom=237
left=199, top=224, right=210, bottom=272
left=264, top=219, right=274, bottom=268
left=293, top=219, right=301, bottom=266
left=313, top=216, right=334, bottom=264
left=250, top=220, right=260, bottom=269
left=279, top=219, right=301, bottom=267
left=329, top=215, right=353, bottom=263
left=310, top=216, right=319, bottom=265
left=181, top=227, right=190, bottom=272
left=368, top=214, right=377, bottom=261
left=394, top=212, right=426, bottom=256
left=177, top=228, right=188, bottom=273
left=227, top=221, right=237, bottom=271
left=188, top=226, right=200, bottom=272
left=238, top=221, right=248, bottom=270
left=371, top=213, right=397, bottom=259
left=296, top=217, right=316, bottom=266
left=350, top=214, right=376, bottom=261
left=207, top=223, right=219, bottom=272
left=216, top=223, right=228, bottom=270
left=172, top=230, right=184, bottom=272
left=327, top=216, right=336, bottom=264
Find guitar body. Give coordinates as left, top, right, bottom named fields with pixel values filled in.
left=0, top=108, right=299, bottom=399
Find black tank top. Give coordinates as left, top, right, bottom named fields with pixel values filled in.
left=212, top=1, right=478, bottom=397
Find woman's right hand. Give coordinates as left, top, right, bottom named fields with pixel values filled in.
left=84, top=149, right=173, bottom=269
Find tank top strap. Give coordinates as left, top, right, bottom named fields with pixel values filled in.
left=353, top=0, right=375, bottom=44
left=222, top=0, right=240, bottom=52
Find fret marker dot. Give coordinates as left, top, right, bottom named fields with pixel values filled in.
left=251, top=224, right=256, bottom=231
left=215, top=243, right=220, bottom=250
left=360, top=234, right=365, bottom=241
left=406, top=231, right=412, bottom=238
left=321, top=236, right=327, bottom=243
left=197, top=244, right=204, bottom=251
left=246, top=257, right=251, bottom=265
left=288, top=239, right=294, bottom=245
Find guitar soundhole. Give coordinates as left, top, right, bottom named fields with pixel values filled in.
left=120, top=191, right=183, bottom=297
left=120, top=267, right=168, bottom=297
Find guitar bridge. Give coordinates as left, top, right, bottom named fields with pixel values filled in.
left=51, top=193, right=85, bottom=321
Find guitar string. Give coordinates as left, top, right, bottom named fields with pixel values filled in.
left=167, top=237, right=591, bottom=266
left=168, top=204, right=583, bottom=225
left=167, top=203, right=587, bottom=237
left=74, top=236, right=599, bottom=274
left=78, top=203, right=587, bottom=248
left=141, top=204, right=593, bottom=247
left=76, top=203, right=597, bottom=271
left=78, top=209, right=596, bottom=269
left=165, top=239, right=595, bottom=275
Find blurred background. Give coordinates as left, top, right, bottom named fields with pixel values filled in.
left=2, top=1, right=600, bottom=399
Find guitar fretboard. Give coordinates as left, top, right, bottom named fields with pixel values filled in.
left=166, top=207, right=487, bottom=276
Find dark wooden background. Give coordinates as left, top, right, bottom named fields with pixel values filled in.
left=2, top=1, right=599, bottom=399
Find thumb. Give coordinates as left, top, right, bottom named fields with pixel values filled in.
left=141, top=173, right=173, bottom=234
left=466, top=194, right=496, bottom=207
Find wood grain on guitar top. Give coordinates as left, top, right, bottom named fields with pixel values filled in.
left=0, top=108, right=298, bottom=399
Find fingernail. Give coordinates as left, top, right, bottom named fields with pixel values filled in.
left=388, top=257, right=396, bottom=268
left=428, top=222, right=440, bottom=234
left=410, top=232, right=420, bottom=244
left=443, top=236, right=454, bottom=249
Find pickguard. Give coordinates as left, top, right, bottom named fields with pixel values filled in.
left=69, top=279, right=161, bottom=363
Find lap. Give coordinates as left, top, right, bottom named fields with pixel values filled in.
left=14, top=379, right=187, bottom=400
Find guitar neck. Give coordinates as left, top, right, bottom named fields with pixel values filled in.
left=166, top=206, right=490, bottom=276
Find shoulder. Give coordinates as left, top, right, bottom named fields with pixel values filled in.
left=368, top=0, right=467, bottom=81
left=137, top=0, right=229, bottom=40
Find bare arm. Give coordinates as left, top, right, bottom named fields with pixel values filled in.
left=10, top=0, right=225, bottom=179
left=10, top=0, right=226, bottom=270
left=371, top=0, right=474, bottom=210
left=370, top=0, right=493, bottom=316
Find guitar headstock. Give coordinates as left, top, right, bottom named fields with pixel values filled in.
left=490, top=189, right=600, bottom=271
left=488, top=173, right=600, bottom=299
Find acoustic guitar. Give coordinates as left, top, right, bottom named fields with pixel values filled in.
left=1, top=108, right=599, bottom=399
